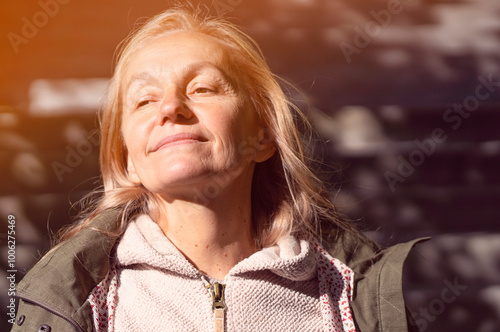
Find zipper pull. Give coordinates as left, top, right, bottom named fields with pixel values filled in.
left=207, top=282, right=226, bottom=311
left=202, top=277, right=226, bottom=332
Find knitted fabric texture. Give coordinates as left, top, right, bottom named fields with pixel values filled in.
left=88, top=214, right=355, bottom=332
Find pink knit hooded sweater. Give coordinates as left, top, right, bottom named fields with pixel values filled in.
left=88, top=215, right=356, bottom=332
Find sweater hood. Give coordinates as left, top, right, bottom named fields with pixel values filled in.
left=115, top=214, right=316, bottom=282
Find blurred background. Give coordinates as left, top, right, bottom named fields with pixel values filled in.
left=1, top=0, right=499, bottom=331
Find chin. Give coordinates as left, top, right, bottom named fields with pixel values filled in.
left=142, top=168, right=210, bottom=193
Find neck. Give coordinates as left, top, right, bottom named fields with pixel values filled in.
left=155, top=174, right=257, bottom=280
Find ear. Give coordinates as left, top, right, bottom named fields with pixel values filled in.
left=127, top=154, right=141, bottom=184
left=253, top=128, right=276, bottom=163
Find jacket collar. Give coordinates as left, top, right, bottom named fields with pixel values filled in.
left=116, top=214, right=317, bottom=282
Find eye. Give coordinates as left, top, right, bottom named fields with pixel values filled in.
left=136, top=100, right=153, bottom=108
left=194, top=87, right=212, bottom=94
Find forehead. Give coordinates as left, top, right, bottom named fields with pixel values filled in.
left=123, top=31, right=229, bottom=83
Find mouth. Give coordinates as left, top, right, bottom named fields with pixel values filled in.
left=151, top=133, right=207, bottom=152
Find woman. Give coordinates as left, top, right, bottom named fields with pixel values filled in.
left=12, top=6, right=423, bottom=332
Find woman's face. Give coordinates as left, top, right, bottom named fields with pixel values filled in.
left=121, top=31, right=271, bottom=198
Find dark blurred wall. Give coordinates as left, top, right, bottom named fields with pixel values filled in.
left=1, top=0, right=499, bottom=331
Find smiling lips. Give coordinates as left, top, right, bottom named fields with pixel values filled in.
left=151, top=133, right=207, bottom=152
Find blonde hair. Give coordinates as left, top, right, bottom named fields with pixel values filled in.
left=58, top=6, right=373, bottom=251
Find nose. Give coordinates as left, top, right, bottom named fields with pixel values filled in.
left=156, top=85, right=193, bottom=125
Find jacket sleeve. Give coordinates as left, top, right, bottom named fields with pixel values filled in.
left=328, top=234, right=429, bottom=332
left=350, top=238, right=429, bottom=332
left=11, top=299, right=80, bottom=332
left=10, top=208, right=121, bottom=332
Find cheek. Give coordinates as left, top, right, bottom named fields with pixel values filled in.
left=225, top=98, right=259, bottom=138
left=219, top=115, right=261, bottom=164
left=234, top=107, right=261, bottom=144
left=122, top=121, right=136, bottom=152
left=217, top=114, right=249, bottom=146
left=122, top=116, right=150, bottom=158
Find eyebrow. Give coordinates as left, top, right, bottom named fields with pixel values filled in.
left=124, top=72, right=162, bottom=96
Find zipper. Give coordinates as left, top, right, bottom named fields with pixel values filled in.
left=202, top=277, right=227, bottom=332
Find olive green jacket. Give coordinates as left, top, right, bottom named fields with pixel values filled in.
left=11, top=209, right=425, bottom=332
